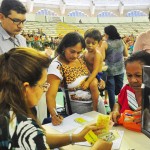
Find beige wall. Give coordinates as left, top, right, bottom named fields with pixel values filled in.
left=31, top=5, right=149, bottom=17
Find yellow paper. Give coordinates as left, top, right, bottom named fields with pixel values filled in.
left=84, top=130, right=98, bottom=145
left=74, top=117, right=87, bottom=124
left=97, top=114, right=110, bottom=133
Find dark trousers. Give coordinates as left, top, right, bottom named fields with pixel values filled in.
left=106, top=73, right=124, bottom=111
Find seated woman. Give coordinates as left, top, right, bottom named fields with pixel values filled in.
left=46, top=32, right=106, bottom=126
left=0, top=47, right=112, bottom=150
left=110, top=51, right=150, bottom=124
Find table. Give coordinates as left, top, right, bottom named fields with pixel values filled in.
left=43, top=111, right=150, bottom=150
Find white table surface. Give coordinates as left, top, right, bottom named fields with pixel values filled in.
left=43, top=111, right=150, bottom=150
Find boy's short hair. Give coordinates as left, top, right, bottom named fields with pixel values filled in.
left=84, top=28, right=102, bottom=42
left=0, top=0, right=27, bottom=17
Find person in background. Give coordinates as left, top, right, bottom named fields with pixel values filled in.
left=100, top=25, right=128, bottom=111
left=43, top=42, right=54, bottom=58
left=0, top=47, right=112, bottom=150
left=133, top=12, right=150, bottom=53
left=128, top=40, right=134, bottom=55
left=110, top=51, right=150, bottom=124
left=0, top=0, right=27, bottom=54
left=46, top=32, right=106, bottom=126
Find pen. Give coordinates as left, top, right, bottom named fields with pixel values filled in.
left=53, top=108, right=63, bottom=123
left=53, top=108, right=59, bottom=117
left=125, top=113, right=132, bottom=116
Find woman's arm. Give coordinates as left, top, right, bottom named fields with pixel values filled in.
left=110, top=103, right=121, bottom=124
left=122, top=41, right=128, bottom=57
left=99, top=41, right=108, bottom=60
left=132, top=106, right=142, bottom=123
left=45, top=123, right=102, bottom=148
left=46, top=74, right=63, bottom=125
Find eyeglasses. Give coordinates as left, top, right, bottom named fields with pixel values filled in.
left=35, top=82, right=50, bottom=92
left=7, top=16, right=26, bottom=26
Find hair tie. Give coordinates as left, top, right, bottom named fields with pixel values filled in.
left=4, top=52, right=10, bottom=60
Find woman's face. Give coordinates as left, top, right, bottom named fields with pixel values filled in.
left=126, top=61, right=143, bottom=91
left=64, top=43, right=83, bottom=62
left=25, top=69, right=49, bottom=108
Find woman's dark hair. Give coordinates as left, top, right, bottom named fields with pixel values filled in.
left=0, top=0, right=27, bottom=17
left=0, top=47, right=50, bottom=119
left=56, top=32, right=85, bottom=55
left=84, top=28, right=102, bottom=42
left=125, top=50, right=150, bottom=67
left=104, top=25, right=121, bottom=40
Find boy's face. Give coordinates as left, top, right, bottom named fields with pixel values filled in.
left=85, top=37, right=99, bottom=52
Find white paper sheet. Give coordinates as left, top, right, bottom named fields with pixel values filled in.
left=48, top=113, right=94, bottom=133
left=112, top=130, right=124, bottom=150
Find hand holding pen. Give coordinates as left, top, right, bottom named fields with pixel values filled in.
left=52, top=108, right=64, bottom=126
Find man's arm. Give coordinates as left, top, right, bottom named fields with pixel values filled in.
left=133, top=33, right=144, bottom=53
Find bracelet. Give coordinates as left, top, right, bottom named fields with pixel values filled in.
left=69, top=133, right=73, bottom=144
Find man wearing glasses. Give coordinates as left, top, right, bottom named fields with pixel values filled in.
left=0, top=0, right=27, bottom=54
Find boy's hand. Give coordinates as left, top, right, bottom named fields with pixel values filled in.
left=99, top=79, right=105, bottom=89
left=81, top=81, right=90, bottom=90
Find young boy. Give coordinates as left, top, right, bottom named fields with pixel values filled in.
left=81, top=28, right=104, bottom=111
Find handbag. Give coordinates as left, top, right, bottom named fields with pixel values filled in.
left=118, top=110, right=141, bottom=132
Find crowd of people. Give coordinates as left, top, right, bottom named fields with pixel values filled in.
left=21, top=29, right=136, bottom=57
left=22, top=31, right=61, bottom=51
left=0, top=0, right=150, bottom=149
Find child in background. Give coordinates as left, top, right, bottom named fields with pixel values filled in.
left=81, top=28, right=104, bottom=111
